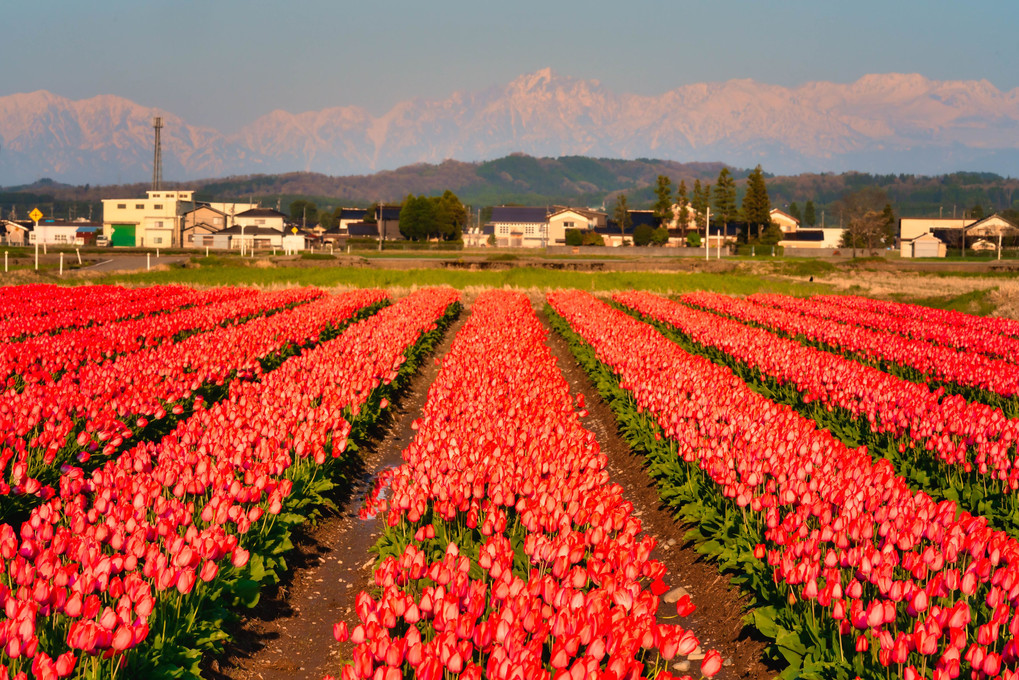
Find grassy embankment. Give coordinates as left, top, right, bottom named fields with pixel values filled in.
left=93, top=263, right=828, bottom=297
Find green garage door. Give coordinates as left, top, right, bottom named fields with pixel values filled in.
left=111, top=224, right=136, bottom=247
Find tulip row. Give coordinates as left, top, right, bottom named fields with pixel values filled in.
left=814, top=294, right=1019, bottom=341
left=0, top=287, right=461, bottom=680
left=340, top=290, right=718, bottom=680
left=549, top=289, right=1019, bottom=679
left=0, top=288, right=388, bottom=520
left=0, top=287, right=320, bottom=390
left=681, top=291, right=1019, bottom=410
left=0, top=284, right=191, bottom=323
left=747, top=293, right=1019, bottom=364
left=0, top=285, right=206, bottom=342
left=613, top=290, right=1019, bottom=536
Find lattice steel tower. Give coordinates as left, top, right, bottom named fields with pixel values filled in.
left=152, top=116, right=163, bottom=190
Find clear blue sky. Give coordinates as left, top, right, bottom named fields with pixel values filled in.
left=5, top=0, right=1017, bottom=132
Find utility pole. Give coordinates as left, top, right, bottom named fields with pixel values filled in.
left=705, top=206, right=710, bottom=261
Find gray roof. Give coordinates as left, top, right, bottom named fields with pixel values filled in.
left=218, top=225, right=284, bottom=236
left=489, top=206, right=549, bottom=224
left=235, top=207, right=287, bottom=219
left=339, top=208, right=367, bottom=220
left=347, top=222, right=379, bottom=237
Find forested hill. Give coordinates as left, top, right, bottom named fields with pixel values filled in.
left=4, top=155, right=1017, bottom=220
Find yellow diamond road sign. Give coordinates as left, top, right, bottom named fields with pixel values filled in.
left=291, top=227, right=298, bottom=234
left=29, top=208, right=43, bottom=222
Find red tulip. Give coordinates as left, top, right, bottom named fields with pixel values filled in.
left=701, top=649, right=723, bottom=677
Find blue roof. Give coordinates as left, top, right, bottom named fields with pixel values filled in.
left=340, top=208, right=367, bottom=220
left=629, top=211, right=658, bottom=228
left=348, top=222, right=379, bottom=237
left=378, top=206, right=401, bottom=221
left=781, top=230, right=824, bottom=242
left=489, top=206, right=548, bottom=224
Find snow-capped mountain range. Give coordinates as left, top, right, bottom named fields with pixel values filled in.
left=2, top=68, right=1017, bottom=185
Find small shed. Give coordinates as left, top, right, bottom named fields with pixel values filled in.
left=901, top=232, right=946, bottom=258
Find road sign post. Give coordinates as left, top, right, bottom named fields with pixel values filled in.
left=30, top=208, right=44, bottom=267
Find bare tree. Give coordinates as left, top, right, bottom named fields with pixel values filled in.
left=836, top=187, right=890, bottom=256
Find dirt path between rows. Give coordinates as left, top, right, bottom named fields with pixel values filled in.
left=211, top=293, right=772, bottom=680
left=209, top=302, right=471, bottom=680
left=534, top=298, right=774, bottom=680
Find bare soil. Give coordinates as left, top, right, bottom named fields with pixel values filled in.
left=208, top=306, right=471, bottom=680
left=210, top=294, right=775, bottom=680
left=535, top=300, right=774, bottom=680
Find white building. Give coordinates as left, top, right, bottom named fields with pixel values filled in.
left=488, top=206, right=549, bottom=248
left=29, top=220, right=84, bottom=245
left=102, top=190, right=194, bottom=247
left=234, top=207, right=288, bottom=232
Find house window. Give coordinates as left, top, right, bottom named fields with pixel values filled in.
left=152, top=237, right=163, bottom=245
left=564, top=221, right=575, bottom=228
left=202, top=236, right=215, bottom=246
left=117, top=203, right=127, bottom=209
left=154, top=204, right=163, bottom=210
left=255, top=219, right=266, bottom=225
left=186, top=234, right=194, bottom=244
left=135, top=204, right=144, bottom=209
left=154, top=221, right=163, bottom=228
left=499, top=225, right=509, bottom=234
left=55, top=235, right=68, bottom=243
left=526, top=225, right=534, bottom=235
left=213, top=217, right=223, bottom=225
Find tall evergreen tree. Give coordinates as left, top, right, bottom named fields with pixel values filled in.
left=652, top=175, right=674, bottom=227
left=399, top=194, right=426, bottom=240
left=675, top=181, right=690, bottom=231
left=881, top=203, right=896, bottom=247
left=788, top=202, right=802, bottom=222
left=712, top=168, right=737, bottom=224
left=804, top=200, right=817, bottom=227
left=741, top=165, right=772, bottom=241
left=437, top=190, right=467, bottom=240
left=691, top=180, right=708, bottom=231
left=613, top=194, right=632, bottom=239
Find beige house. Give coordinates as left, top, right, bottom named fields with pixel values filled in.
left=667, top=205, right=697, bottom=232
left=899, top=214, right=1017, bottom=258
left=182, top=206, right=227, bottom=248
left=548, top=207, right=607, bottom=246
left=102, top=190, right=194, bottom=247
left=770, top=208, right=801, bottom=233
left=965, top=214, right=1019, bottom=242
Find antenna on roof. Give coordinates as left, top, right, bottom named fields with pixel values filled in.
left=152, top=117, right=163, bottom=191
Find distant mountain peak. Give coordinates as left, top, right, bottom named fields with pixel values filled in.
left=2, top=72, right=1018, bottom=185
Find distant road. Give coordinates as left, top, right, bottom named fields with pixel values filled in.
left=85, top=254, right=187, bottom=272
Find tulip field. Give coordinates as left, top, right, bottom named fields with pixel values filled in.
left=3, top=282, right=1019, bottom=680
